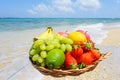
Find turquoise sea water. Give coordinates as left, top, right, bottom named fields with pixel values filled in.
left=0, top=18, right=120, bottom=32
left=0, top=18, right=120, bottom=44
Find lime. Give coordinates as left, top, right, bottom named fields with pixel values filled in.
left=45, top=49, right=65, bottom=69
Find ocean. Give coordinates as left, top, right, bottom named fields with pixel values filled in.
left=0, top=18, right=120, bottom=44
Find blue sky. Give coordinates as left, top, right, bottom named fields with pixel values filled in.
left=0, top=0, right=120, bottom=18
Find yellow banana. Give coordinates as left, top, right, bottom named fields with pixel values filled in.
left=34, top=27, right=54, bottom=41
left=46, top=27, right=54, bottom=39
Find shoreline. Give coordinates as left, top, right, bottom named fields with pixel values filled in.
left=100, top=28, right=120, bottom=47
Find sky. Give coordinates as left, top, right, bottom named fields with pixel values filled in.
left=0, top=0, right=120, bottom=18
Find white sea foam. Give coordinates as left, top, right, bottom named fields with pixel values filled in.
left=74, top=23, right=108, bottom=44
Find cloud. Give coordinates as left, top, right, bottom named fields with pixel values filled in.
left=52, top=0, right=74, bottom=13
left=27, top=4, right=56, bottom=16
left=27, top=0, right=101, bottom=17
left=27, top=9, right=37, bottom=15
left=76, top=0, right=101, bottom=11
left=52, top=0, right=73, bottom=6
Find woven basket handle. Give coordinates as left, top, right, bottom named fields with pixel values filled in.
left=101, top=51, right=112, bottom=60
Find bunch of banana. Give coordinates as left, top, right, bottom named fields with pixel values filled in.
left=33, top=27, right=54, bottom=41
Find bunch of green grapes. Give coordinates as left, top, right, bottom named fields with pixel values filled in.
left=29, top=35, right=73, bottom=67
left=29, top=39, right=47, bottom=67
left=59, top=37, right=73, bottom=52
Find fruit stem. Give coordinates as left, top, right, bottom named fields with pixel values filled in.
left=47, top=27, right=53, bottom=31
left=84, top=31, right=87, bottom=34
left=33, top=38, right=38, bottom=42
left=79, top=63, right=86, bottom=69
left=65, top=30, right=68, bottom=33
left=70, top=64, right=78, bottom=69
left=73, top=45, right=79, bottom=49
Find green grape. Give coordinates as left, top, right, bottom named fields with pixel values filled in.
left=66, top=44, right=72, bottom=52
left=50, top=38, right=60, bottom=48
left=40, top=44, right=46, bottom=50
left=33, top=39, right=44, bottom=49
left=51, top=41, right=59, bottom=45
left=41, top=62, right=45, bottom=67
left=37, top=56, right=44, bottom=63
left=36, top=47, right=41, bottom=52
left=54, top=34, right=61, bottom=39
left=60, top=44, right=66, bottom=52
left=45, top=39, right=53, bottom=45
left=54, top=43, right=61, bottom=48
left=53, top=38, right=60, bottom=43
left=40, top=51, right=47, bottom=58
left=32, top=54, right=39, bottom=61
left=46, top=45, right=54, bottom=51
left=32, top=43, right=39, bottom=49
left=61, top=37, right=73, bottom=44
left=66, top=38, right=73, bottom=44
left=60, top=37, right=67, bottom=44
left=35, top=39, right=44, bottom=45
left=29, top=49, right=37, bottom=56
left=29, top=44, right=34, bottom=51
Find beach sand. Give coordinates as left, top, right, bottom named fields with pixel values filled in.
left=101, top=28, right=120, bottom=47
left=41, top=28, right=120, bottom=80
left=0, top=28, right=120, bottom=80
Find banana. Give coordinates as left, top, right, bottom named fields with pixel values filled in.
left=33, top=27, right=54, bottom=41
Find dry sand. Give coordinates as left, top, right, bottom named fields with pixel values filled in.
left=0, top=28, right=120, bottom=80
left=42, top=28, right=120, bottom=80
left=101, top=28, right=120, bottom=47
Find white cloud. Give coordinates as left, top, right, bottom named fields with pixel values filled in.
left=27, top=4, right=56, bottom=16
left=52, top=0, right=74, bottom=13
left=55, top=6, right=74, bottom=13
left=33, top=4, right=53, bottom=14
left=27, top=0, right=101, bottom=16
left=52, top=0, right=73, bottom=6
left=27, top=9, right=37, bottom=15
left=76, top=0, right=101, bottom=11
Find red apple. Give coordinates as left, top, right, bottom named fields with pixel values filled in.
left=84, top=32, right=91, bottom=41
left=58, top=31, right=68, bottom=37
left=76, top=30, right=84, bottom=33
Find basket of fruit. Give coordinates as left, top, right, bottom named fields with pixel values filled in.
left=29, top=27, right=111, bottom=77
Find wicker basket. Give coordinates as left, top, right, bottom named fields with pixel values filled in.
left=30, top=52, right=111, bottom=77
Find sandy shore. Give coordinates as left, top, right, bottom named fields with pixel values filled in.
left=0, top=27, right=120, bottom=80
left=101, top=28, right=120, bottom=47
left=42, top=28, right=120, bottom=80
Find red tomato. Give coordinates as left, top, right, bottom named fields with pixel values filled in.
left=90, top=49, right=100, bottom=61
left=77, top=51, right=94, bottom=65
left=65, top=52, right=77, bottom=68
left=71, top=47, right=83, bottom=59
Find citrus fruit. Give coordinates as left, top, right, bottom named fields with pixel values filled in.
left=68, top=31, right=87, bottom=45
left=45, top=49, right=65, bottom=69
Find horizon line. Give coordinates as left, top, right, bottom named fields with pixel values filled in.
left=0, top=17, right=120, bottom=19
